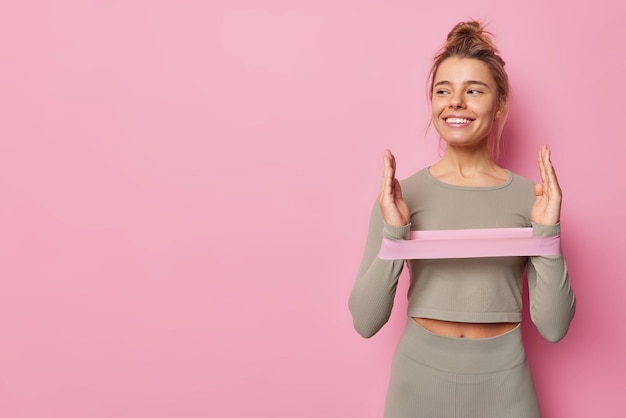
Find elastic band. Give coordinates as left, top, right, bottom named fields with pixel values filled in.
left=378, top=227, right=561, bottom=260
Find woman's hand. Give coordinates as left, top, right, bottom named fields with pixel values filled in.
left=531, top=145, right=562, bottom=225
left=378, top=149, right=410, bottom=227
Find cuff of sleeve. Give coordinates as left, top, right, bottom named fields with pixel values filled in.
left=531, top=222, right=561, bottom=237
left=383, top=223, right=411, bottom=240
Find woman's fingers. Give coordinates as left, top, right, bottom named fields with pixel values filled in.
left=532, top=145, right=562, bottom=225
left=541, top=145, right=562, bottom=199
left=380, top=149, right=395, bottom=202
left=537, top=145, right=547, bottom=187
left=378, top=149, right=409, bottom=226
left=379, top=150, right=390, bottom=201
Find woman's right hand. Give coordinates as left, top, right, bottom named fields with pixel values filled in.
left=378, top=149, right=410, bottom=227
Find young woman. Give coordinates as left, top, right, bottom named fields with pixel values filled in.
left=349, top=20, right=576, bottom=418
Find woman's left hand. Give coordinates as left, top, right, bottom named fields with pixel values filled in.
left=531, top=145, right=562, bottom=225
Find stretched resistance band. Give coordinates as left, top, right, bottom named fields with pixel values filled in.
left=378, top=227, right=561, bottom=260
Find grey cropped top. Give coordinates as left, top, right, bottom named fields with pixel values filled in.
left=349, top=168, right=576, bottom=342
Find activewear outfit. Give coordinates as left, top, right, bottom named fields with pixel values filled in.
left=349, top=168, right=576, bottom=418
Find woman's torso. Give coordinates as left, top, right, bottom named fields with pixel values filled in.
left=403, top=167, right=536, bottom=338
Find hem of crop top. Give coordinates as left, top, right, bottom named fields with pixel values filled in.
left=409, top=308, right=522, bottom=324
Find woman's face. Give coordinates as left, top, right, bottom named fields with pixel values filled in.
left=431, top=57, right=501, bottom=150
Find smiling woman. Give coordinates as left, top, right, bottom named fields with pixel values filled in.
left=348, top=20, right=576, bottom=418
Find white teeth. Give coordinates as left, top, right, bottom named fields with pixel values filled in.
left=446, top=117, right=472, bottom=124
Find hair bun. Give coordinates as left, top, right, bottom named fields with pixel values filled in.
left=444, top=20, right=501, bottom=58
left=448, top=20, right=483, bottom=39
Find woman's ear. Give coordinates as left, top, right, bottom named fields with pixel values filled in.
left=495, top=99, right=507, bottom=119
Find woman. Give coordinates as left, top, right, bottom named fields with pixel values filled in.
left=349, top=20, right=575, bottom=418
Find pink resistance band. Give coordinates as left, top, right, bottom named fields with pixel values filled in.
left=378, top=228, right=561, bottom=260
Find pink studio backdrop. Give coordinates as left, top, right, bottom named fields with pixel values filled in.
left=1, top=1, right=623, bottom=417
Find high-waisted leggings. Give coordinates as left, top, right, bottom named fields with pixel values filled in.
left=384, top=319, right=541, bottom=418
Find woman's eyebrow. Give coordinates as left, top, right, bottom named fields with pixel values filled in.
left=434, top=80, right=491, bottom=88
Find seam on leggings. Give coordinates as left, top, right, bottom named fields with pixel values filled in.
left=397, top=347, right=526, bottom=375
left=454, top=374, right=458, bottom=418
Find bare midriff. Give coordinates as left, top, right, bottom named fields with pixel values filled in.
left=412, top=317, right=518, bottom=339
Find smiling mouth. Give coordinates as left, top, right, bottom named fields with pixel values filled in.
left=445, top=117, right=474, bottom=124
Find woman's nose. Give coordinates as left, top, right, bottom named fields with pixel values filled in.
left=449, top=92, right=466, bottom=109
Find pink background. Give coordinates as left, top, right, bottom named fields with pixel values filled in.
left=1, top=1, right=623, bottom=417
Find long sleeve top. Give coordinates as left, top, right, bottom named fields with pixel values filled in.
left=349, top=168, right=576, bottom=342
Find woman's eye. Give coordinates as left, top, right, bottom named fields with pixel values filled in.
left=435, top=89, right=449, bottom=95
left=467, top=89, right=482, bottom=95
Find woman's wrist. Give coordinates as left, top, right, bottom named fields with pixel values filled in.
left=383, top=222, right=411, bottom=240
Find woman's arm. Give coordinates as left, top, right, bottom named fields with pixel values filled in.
left=527, top=223, right=576, bottom=342
left=349, top=205, right=408, bottom=338
left=528, top=146, right=576, bottom=342
left=349, top=150, right=411, bottom=338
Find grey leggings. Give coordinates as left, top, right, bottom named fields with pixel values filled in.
left=384, top=319, right=541, bottom=418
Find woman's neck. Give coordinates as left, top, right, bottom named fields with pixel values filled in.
left=429, top=146, right=507, bottom=187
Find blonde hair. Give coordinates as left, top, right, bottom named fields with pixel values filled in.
left=428, top=20, right=510, bottom=160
